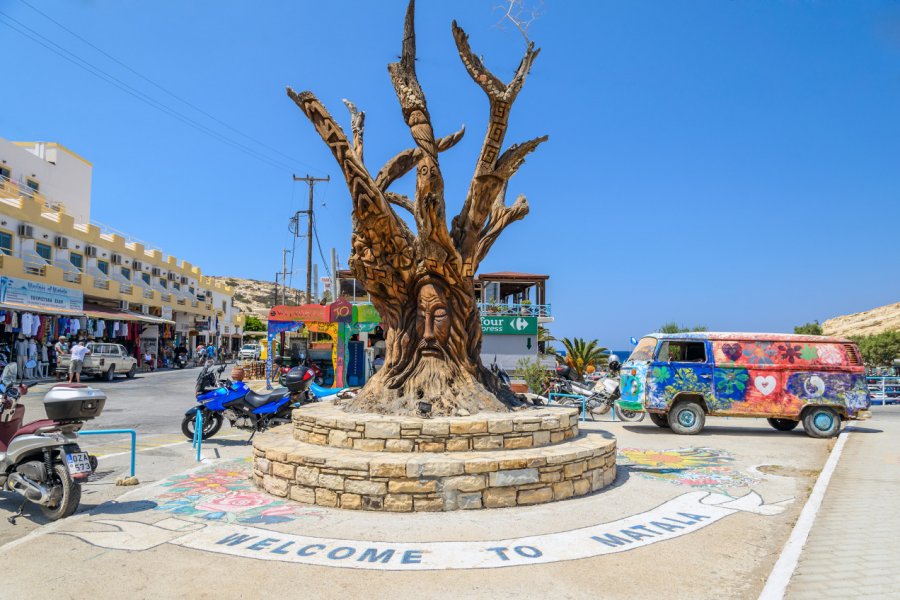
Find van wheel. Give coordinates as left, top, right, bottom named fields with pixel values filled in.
left=105, top=366, right=115, bottom=382
left=802, top=407, right=840, bottom=438
left=767, top=418, right=799, bottom=432
left=649, top=413, right=669, bottom=428
left=668, top=401, right=705, bottom=435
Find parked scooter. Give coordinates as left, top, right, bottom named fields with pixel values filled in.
left=544, top=358, right=644, bottom=422
left=182, top=363, right=316, bottom=441
left=0, top=376, right=104, bottom=522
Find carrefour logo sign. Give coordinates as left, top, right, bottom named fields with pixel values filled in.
left=480, top=316, right=538, bottom=335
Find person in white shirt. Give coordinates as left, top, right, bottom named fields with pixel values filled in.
left=68, top=341, right=91, bottom=383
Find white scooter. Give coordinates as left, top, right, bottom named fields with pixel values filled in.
left=0, top=366, right=104, bottom=522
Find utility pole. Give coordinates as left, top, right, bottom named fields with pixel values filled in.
left=281, top=248, right=291, bottom=305
left=331, top=248, right=339, bottom=300
left=292, top=174, right=330, bottom=303
left=273, top=272, right=279, bottom=307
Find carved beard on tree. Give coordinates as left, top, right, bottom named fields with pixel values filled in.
left=288, top=0, right=546, bottom=415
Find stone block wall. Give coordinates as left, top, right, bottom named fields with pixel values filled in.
left=292, top=404, right=579, bottom=453
left=252, top=428, right=616, bottom=512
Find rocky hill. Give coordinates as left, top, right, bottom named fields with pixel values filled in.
left=823, top=301, right=900, bottom=338
left=210, top=276, right=307, bottom=320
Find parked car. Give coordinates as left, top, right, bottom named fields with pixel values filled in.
left=620, top=332, right=871, bottom=438
left=57, top=343, right=138, bottom=381
left=239, top=343, right=261, bottom=361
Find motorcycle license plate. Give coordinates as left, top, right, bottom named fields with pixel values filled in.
left=66, top=452, right=92, bottom=475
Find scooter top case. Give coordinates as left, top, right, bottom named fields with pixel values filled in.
left=43, top=384, right=106, bottom=423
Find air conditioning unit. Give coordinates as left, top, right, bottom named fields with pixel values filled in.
left=53, top=236, right=68, bottom=249
left=111, top=254, right=122, bottom=265
left=167, top=272, right=177, bottom=281
left=151, top=267, right=161, bottom=276
left=180, top=276, right=188, bottom=285
left=85, top=246, right=98, bottom=257
left=132, top=260, right=143, bottom=271
left=17, top=225, right=34, bottom=238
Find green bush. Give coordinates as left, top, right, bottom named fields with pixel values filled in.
left=516, top=357, right=550, bottom=394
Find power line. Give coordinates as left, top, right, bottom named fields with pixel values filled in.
left=16, top=0, right=313, bottom=171
left=0, top=11, right=316, bottom=174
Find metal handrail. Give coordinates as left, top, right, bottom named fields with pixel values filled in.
left=79, top=428, right=136, bottom=477
left=867, top=376, right=900, bottom=405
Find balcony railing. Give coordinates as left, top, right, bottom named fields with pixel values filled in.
left=477, top=303, right=552, bottom=317
left=143, top=289, right=154, bottom=299
left=177, top=298, right=186, bottom=306
left=161, top=293, right=172, bottom=302
left=93, top=278, right=110, bottom=290
left=0, top=174, right=64, bottom=213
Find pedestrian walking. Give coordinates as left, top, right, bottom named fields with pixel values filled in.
left=54, top=336, right=68, bottom=380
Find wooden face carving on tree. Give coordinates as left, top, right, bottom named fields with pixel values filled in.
left=416, top=280, right=450, bottom=359
left=288, top=0, right=546, bottom=415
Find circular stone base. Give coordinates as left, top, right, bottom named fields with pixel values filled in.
left=252, top=425, right=616, bottom=512
left=293, top=403, right=579, bottom=452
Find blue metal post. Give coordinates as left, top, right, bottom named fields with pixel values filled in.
left=193, top=410, right=203, bottom=461
left=548, top=393, right=588, bottom=422
left=78, top=429, right=136, bottom=477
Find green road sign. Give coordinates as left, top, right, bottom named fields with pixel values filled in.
left=480, top=315, right=538, bottom=335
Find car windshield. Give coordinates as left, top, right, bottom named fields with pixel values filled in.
left=627, top=337, right=657, bottom=362
left=242, top=344, right=256, bottom=350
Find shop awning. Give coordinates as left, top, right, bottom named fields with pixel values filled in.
left=0, top=302, right=85, bottom=317
left=82, top=305, right=175, bottom=325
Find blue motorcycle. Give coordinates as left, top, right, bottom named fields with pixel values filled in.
left=181, top=363, right=315, bottom=441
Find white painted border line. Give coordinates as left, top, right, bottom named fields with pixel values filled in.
left=758, top=432, right=850, bottom=600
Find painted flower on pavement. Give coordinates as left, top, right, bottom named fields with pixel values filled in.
left=153, top=459, right=326, bottom=525
left=617, top=447, right=757, bottom=490
left=196, top=491, right=274, bottom=514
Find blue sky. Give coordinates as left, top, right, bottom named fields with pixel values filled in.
left=2, top=0, right=899, bottom=348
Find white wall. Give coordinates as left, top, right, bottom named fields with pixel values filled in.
left=0, top=139, right=93, bottom=223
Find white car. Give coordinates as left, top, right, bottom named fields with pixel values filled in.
left=239, top=344, right=261, bottom=361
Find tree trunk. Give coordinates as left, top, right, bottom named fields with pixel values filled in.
left=287, top=0, right=545, bottom=416
left=346, top=267, right=511, bottom=416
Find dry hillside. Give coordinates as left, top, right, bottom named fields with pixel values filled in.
left=210, top=276, right=307, bottom=320
left=823, top=301, right=900, bottom=338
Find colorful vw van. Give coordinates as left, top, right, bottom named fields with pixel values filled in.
left=620, top=333, right=871, bottom=438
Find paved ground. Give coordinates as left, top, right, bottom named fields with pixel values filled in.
left=0, top=370, right=891, bottom=599
left=786, top=406, right=900, bottom=598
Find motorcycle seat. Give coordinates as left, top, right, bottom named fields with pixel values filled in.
left=243, top=388, right=290, bottom=408
left=0, top=416, right=57, bottom=451
left=310, top=383, right=347, bottom=397
left=0, top=405, right=25, bottom=451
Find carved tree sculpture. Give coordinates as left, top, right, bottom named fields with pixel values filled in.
left=288, top=0, right=546, bottom=416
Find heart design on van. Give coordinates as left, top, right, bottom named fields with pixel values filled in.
left=754, top=376, right=776, bottom=396
left=722, top=343, right=742, bottom=361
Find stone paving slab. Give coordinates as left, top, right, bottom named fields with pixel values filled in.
left=0, top=413, right=841, bottom=599
left=786, top=408, right=900, bottom=599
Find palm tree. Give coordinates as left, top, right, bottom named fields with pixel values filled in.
left=560, top=337, right=608, bottom=380
left=538, top=325, right=557, bottom=356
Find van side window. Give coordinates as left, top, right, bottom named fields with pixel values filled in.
left=657, top=341, right=706, bottom=363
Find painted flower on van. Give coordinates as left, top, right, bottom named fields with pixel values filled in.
left=816, top=344, right=843, bottom=365
left=778, top=344, right=803, bottom=364
left=742, top=342, right=776, bottom=366
left=800, top=345, right=818, bottom=362
left=714, top=367, right=749, bottom=400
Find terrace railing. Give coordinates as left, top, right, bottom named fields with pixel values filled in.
left=477, top=303, right=552, bottom=318
left=867, top=376, right=900, bottom=405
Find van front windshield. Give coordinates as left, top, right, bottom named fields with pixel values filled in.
left=627, top=337, right=657, bottom=362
